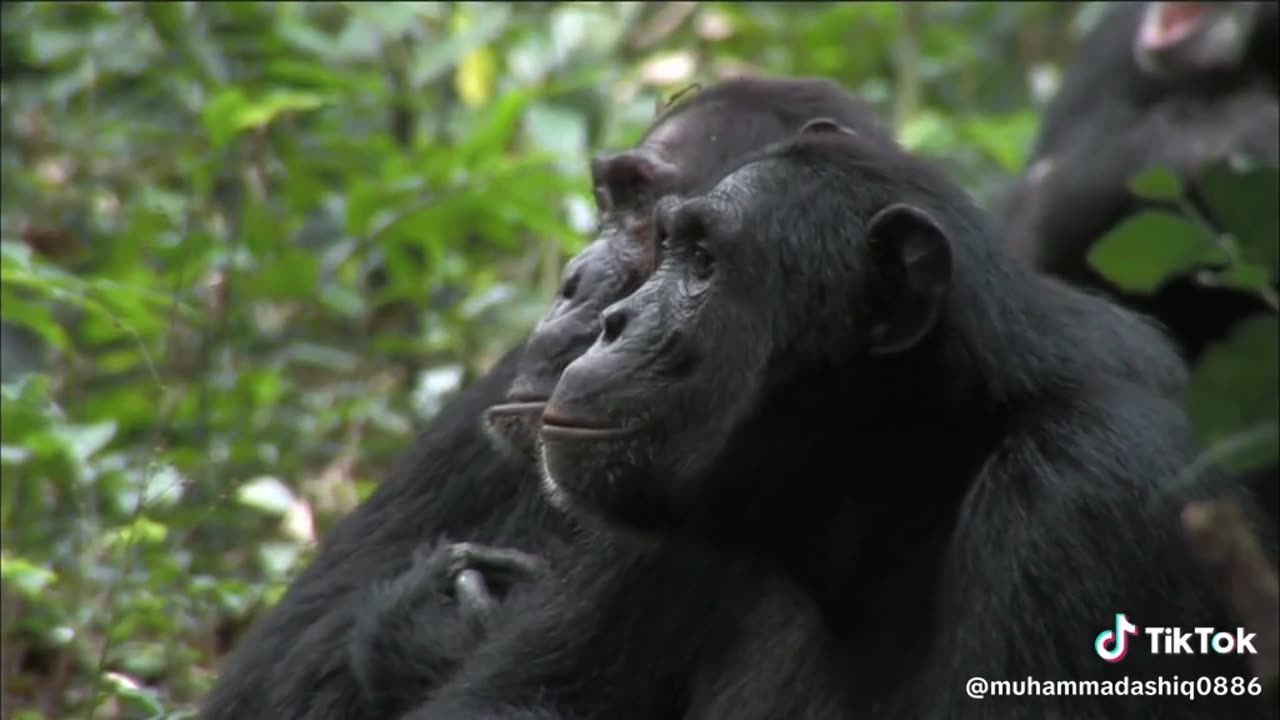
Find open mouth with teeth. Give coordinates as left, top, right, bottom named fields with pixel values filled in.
left=1139, top=2, right=1211, bottom=50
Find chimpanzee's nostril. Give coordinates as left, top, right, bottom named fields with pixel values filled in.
left=561, top=268, right=582, bottom=300
left=600, top=308, right=629, bottom=344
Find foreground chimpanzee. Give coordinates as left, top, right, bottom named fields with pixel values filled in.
left=409, top=123, right=1264, bottom=719
left=204, top=77, right=894, bottom=720
left=357, top=83, right=1195, bottom=719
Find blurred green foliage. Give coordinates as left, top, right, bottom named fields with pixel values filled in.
left=1090, top=158, right=1280, bottom=473
left=0, top=2, right=1273, bottom=719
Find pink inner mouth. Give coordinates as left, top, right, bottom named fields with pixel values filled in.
left=1139, top=2, right=1210, bottom=50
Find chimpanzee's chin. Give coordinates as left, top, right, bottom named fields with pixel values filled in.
left=539, top=430, right=667, bottom=526
left=483, top=402, right=546, bottom=462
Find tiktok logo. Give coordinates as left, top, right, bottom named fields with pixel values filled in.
left=1095, top=613, right=1139, bottom=662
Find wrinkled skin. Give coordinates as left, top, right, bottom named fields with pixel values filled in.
left=484, top=77, right=891, bottom=463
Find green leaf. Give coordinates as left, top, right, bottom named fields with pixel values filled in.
left=100, top=671, right=165, bottom=717
left=0, top=553, right=58, bottom=597
left=202, top=88, right=332, bottom=150
left=1199, top=161, right=1280, bottom=275
left=258, top=247, right=322, bottom=299
left=1216, top=261, right=1276, bottom=297
left=102, top=517, right=170, bottom=548
left=961, top=111, right=1038, bottom=173
left=1087, top=210, right=1228, bottom=294
left=0, top=287, right=72, bottom=350
left=1128, top=165, right=1184, bottom=201
left=458, top=87, right=536, bottom=164
left=526, top=102, right=589, bottom=171
left=1188, top=315, right=1280, bottom=473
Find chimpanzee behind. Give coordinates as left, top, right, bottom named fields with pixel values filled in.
left=1003, top=0, right=1279, bottom=363
left=1000, top=0, right=1280, bottom=536
left=204, top=77, right=896, bottom=720
left=410, top=121, right=1262, bottom=718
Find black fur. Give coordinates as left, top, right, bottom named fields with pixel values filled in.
left=411, top=125, right=1263, bottom=718
left=1000, top=0, right=1279, bottom=533
left=201, top=347, right=575, bottom=719
left=1002, top=0, right=1278, bottom=364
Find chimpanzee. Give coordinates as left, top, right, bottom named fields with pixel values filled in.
left=407, top=122, right=1264, bottom=719
left=203, top=77, right=896, bottom=720
left=1000, top=1, right=1279, bottom=536
left=351, top=78, right=1195, bottom=719
left=1003, top=0, right=1278, bottom=363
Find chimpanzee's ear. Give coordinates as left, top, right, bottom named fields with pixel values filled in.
left=590, top=150, right=681, bottom=210
left=656, top=83, right=704, bottom=116
left=799, top=118, right=858, bottom=137
left=864, top=203, right=952, bottom=355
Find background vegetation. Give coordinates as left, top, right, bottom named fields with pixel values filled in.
left=1, top=2, right=1274, bottom=719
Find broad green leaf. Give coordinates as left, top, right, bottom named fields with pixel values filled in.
left=202, top=88, right=332, bottom=150
left=1216, top=261, right=1276, bottom=298
left=526, top=102, right=589, bottom=170
left=1188, top=315, right=1280, bottom=473
left=1087, top=210, right=1228, bottom=294
left=961, top=111, right=1038, bottom=172
left=257, top=247, right=322, bottom=299
left=1128, top=165, right=1184, bottom=201
left=1200, top=161, right=1280, bottom=275
left=101, top=671, right=165, bottom=717
left=102, top=517, right=169, bottom=548
left=457, top=87, right=536, bottom=164
left=0, top=288, right=72, bottom=350
left=900, top=110, right=955, bottom=154
left=0, top=554, right=57, bottom=597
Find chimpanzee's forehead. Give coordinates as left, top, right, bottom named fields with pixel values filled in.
left=643, top=104, right=718, bottom=155
left=708, top=156, right=802, bottom=207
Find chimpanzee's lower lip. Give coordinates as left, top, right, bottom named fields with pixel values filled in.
left=540, top=410, right=628, bottom=438
left=487, top=401, right=548, bottom=416
left=540, top=424, right=630, bottom=440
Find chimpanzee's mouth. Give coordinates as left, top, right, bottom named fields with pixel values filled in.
left=486, top=400, right=548, bottom=417
left=540, top=410, right=628, bottom=439
left=1139, top=2, right=1210, bottom=50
